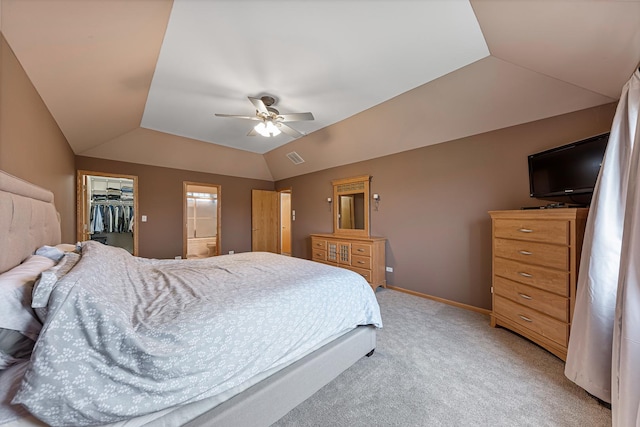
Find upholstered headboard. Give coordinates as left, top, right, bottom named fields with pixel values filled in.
left=0, top=170, right=61, bottom=274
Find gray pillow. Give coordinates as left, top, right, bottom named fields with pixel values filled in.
left=0, top=330, right=34, bottom=369
left=32, top=252, right=81, bottom=322
left=0, top=255, right=54, bottom=369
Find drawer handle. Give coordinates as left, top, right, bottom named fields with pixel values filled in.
left=357, top=261, right=365, bottom=264
left=519, top=315, right=533, bottom=322
left=518, top=293, right=532, bottom=300
left=519, top=250, right=533, bottom=255
left=357, top=248, right=365, bottom=252
left=518, top=272, right=533, bottom=278
left=518, top=228, right=533, bottom=233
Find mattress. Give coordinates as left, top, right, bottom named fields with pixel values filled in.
left=3, top=243, right=381, bottom=426
left=1, top=326, right=376, bottom=427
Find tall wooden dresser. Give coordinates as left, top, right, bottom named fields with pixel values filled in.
left=488, top=208, right=588, bottom=360
left=310, top=234, right=386, bottom=291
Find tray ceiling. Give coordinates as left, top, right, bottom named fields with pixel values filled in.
left=2, top=0, right=639, bottom=180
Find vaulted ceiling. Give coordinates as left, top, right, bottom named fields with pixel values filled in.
left=2, top=0, right=639, bottom=181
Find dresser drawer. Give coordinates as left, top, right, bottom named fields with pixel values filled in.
left=494, top=238, right=569, bottom=270
left=494, top=219, right=568, bottom=245
left=494, top=257, right=569, bottom=296
left=312, top=248, right=327, bottom=262
left=494, top=295, right=568, bottom=346
left=351, top=255, right=371, bottom=269
left=311, top=238, right=327, bottom=250
left=345, top=265, right=372, bottom=283
left=493, top=276, right=568, bottom=322
left=310, top=234, right=386, bottom=290
left=351, top=243, right=371, bottom=257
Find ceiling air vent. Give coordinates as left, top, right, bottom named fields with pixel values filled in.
left=286, top=151, right=305, bottom=165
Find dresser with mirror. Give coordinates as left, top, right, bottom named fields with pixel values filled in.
left=310, top=175, right=387, bottom=290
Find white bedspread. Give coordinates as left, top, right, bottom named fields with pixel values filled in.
left=12, top=242, right=382, bottom=426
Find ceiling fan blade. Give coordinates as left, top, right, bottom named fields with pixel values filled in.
left=248, top=97, right=269, bottom=115
left=277, top=123, right=304, bottom=138
left=277, top=112, right=315, bottom=122
left=247, top=127, right=259, bottom=136
left=214, top=114, right=260, bottom=121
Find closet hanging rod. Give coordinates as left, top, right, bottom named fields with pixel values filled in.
left=90, top=177, right=133, bottom=184
left=90, top=200, right=134, bottom=205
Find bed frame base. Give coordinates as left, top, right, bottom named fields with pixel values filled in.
left=184, top=325, right=376, bottom=427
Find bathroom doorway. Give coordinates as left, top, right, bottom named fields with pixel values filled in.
left=183, top=182, right=221, bottom=259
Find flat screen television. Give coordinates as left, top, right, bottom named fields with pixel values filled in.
left=528, top=132, right=609, bottom=204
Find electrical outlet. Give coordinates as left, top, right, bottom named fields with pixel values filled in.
left=385, top=266, right=393, bottom=272
left=174, top=256, right=182, bottom=260
left=229, top=250, right=234, bottom=255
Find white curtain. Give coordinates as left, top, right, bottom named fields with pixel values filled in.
left=612, top=68, right=640, bottom=426
left=565, top=68, right=640, bottom=426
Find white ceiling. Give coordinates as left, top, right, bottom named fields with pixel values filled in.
left=2, top=0, right=640, bottom=180
left=141, top=0, right=490, bottom=154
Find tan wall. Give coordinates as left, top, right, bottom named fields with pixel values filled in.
left=0, top=25, right=618, bottom=309
left=276, top=103, right=617, bottom=310
left=75, top=156, right=274, bottom=259
left=0, top=34, right=76, bottom=242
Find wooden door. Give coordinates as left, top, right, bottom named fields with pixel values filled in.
left=78, top=174, right=91, bottom=243
left=251, top=189, right=279, bottom=253
left=339, top=195, right=355, bottom=229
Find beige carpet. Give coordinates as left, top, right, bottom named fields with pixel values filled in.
left=273, top=288, right=611, bottom=427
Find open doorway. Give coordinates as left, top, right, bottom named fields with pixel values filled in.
left=77, top=170, right=139, bottom=255
left=183, top=182, right=221, bottom=259
left=279, top=189, right=292, bottom=256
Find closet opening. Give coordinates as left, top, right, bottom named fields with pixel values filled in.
left=183, top=182, right=221, bottom=259
left=77, top=170, right=139, bottom=255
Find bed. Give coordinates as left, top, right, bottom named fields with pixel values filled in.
left=0, top=170, right=382, bottom=427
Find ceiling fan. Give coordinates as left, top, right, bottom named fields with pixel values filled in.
left=215, top=95, right=314, bottom=138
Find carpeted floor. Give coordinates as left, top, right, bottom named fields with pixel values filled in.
left=273, top=288, right=611, bottom=427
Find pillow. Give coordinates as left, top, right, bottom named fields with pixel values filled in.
left=35, top=246, right=63, bottom=262
left=0, top=255, right=54, bottom=368
left=34, top=243, right=80, bottom=263
left=0, top=330, right=34, bottom=369
left=55, top=243, right=80, bottom=253
left=32, top=252, right=81, bottom=322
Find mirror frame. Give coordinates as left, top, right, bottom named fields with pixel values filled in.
left=332, top=175, right=370, bottom=237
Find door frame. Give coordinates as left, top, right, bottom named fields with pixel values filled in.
left=76, top=170, right=139, bottom=255
left=277, top=187, right=292, bottom=256
left=183, top=181, right=221, bottom=258
left=251, top=188, right=293, bottom=254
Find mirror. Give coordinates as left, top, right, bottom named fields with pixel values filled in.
left=333, top=175, right=370, bottom=237
left=339, top=194, right=365, bottom=230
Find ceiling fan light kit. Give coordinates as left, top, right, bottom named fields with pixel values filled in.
left=255, top=121, right=281, bottom=137
left=215, top=95, right=315, bottom=138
